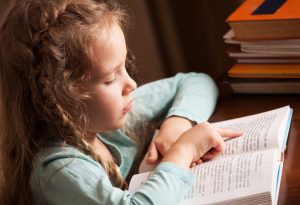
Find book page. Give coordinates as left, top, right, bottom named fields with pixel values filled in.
left=129, top=149, right=281, bottom=205
left=212, top=106, right=291, bottom=156
left=183, top=149, right=280, bottom=204
left=138, top=106, right=291, bottom=173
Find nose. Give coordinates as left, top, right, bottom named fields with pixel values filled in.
left=122, top=73, right=137, bottom=96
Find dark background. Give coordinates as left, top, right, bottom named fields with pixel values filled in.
left=122, top=0, right=245, bottom=84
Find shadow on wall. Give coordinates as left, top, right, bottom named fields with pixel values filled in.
left=122, top=0, right=244, bottom=83
left=149, top=0, right=246, bottom=81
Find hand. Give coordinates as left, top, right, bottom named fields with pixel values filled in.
left=199, top=128, right=243, bottom=162
left=146, top=116, right=194, bottom=165
left=161, top=122, right=243, bottom=169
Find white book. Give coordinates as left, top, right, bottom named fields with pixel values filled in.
left=224, top=29, right=300, bottom=56
left=129, top=106, right=293, bottom=205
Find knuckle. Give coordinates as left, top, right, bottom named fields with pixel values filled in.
left=195, top=122, right=212, bottom=132
left=210, top=131, right=223, bottom=146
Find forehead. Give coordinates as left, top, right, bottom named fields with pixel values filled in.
left=91, top=24, right=127, bottom=75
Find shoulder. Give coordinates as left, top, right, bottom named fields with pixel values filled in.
left=30, top=145, right=117, bottom=204
left=31, top=145, right=107, bottom=179
left=134, top=72, right=214, bottom=93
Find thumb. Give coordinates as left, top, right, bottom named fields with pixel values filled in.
left=147, top=142, right=159, bottom=164
left=201, top=148, right=223, bottom=161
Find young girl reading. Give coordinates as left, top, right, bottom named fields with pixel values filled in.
left=0, top=0, right=242, bottom=204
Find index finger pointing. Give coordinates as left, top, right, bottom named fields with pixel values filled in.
left=217, top=129, right=244, bottom=141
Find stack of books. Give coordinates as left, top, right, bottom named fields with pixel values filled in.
left=224, top=0, right=300, bottom=94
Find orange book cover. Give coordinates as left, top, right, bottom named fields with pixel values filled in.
left=227, top=0, right=300, bottom=22
left=228, top=63, right=300, bottom=78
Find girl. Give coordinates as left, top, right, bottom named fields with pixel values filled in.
left=0, top=0, right=242, bottom=204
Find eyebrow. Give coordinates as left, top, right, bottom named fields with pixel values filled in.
left=109, top=62, right=122, bottom=74
left=98, top=62, right=122, bottom=80
left=98, top=50, right=128, bottom=78
left=103, top=51, right=128, bottom=75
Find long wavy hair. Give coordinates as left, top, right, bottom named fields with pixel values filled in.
left=0, top=0, right=138, bottom=204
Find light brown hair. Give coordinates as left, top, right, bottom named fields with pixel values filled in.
left=0, top=0, right=135, bottom=204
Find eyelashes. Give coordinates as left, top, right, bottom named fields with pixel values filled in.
left=104, top=78, right=117, bottom=85
left=104, top=72, right=117, bottom=85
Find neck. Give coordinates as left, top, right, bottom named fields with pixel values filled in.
left=84, top=132, right=98, bottom=142
left=84, top=133, right=115, bottom=164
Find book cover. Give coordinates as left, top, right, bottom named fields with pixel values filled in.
left=227, top=0, right=300, bottom=22
left=226, top=0, right=300, bottom=40
left=225, top=77, right=300, bottom=94
left=237, top=58, right=300, bottom=64
left=227, top=64, right=300, bottom=78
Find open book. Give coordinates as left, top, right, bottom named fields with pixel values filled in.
left=129, top=106, right=293, bottom=205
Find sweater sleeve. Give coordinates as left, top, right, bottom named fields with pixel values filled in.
left=30, top=156, right=194, bottom=205
left=126, top=72, right=218, bottom=129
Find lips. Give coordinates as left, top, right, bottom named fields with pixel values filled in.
left=123, top=100, right=132, bottom=114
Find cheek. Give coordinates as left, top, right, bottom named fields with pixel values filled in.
left=89, top=90, right=122, bottom=119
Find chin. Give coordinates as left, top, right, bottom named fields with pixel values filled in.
left=107, top=118, right=127, bottom=131
left=115, top=121, right=126, bottom=129
left=95, top=115, right=127, bottom=132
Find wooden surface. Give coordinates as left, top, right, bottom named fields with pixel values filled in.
left=209, top=91, right=300, bottom=204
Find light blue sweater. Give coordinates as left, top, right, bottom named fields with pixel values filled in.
left=30, top=73, right=218, bottom=205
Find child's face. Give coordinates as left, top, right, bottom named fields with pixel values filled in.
left=85, top=23, right=137, bottom=134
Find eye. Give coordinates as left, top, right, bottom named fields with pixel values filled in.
left=104, top=78, right=116, bottom=85
left=104, top=73, right=117, bottom=85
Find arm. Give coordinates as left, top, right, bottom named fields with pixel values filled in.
left=147, top=116, right=194, bottom=164
left=126, top=72, right=218, bottom=127
left=31, top=155, right=194, bottom=205
left=30, top=125, right=242, bottom=205
left=126, top=72, right=218, bottom=163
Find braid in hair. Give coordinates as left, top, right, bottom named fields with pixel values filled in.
left=29, top=0, right=129, bottom=189
left=0, top=1, right=130, bottom=204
